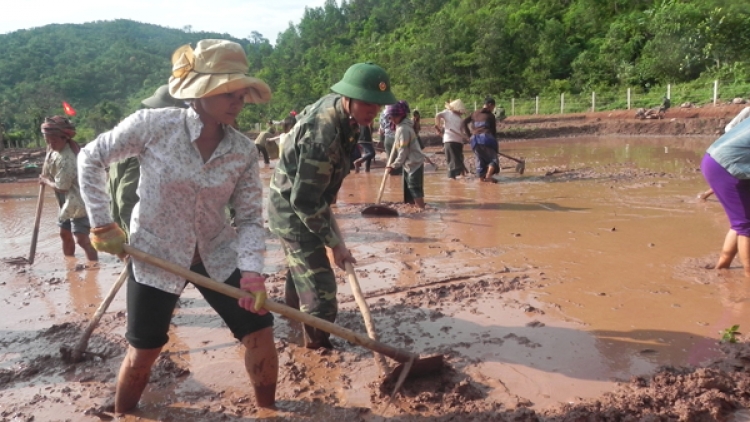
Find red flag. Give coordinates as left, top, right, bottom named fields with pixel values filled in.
left=62, top=101, right=76, bottom=116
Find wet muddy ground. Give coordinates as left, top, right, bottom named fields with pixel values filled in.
left=1, top=135, right=750, bottom=421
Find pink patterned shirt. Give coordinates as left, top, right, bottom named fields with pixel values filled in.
left=78, top=107, right=265, bottom=295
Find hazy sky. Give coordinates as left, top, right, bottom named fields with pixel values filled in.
left=1, top=0, right=330, bottom=45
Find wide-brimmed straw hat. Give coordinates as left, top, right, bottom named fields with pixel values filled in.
left=445, top=99, right=466, bottom=113
left=142, top=85, right=187, bottom=109
left=169, top=39, right=271, bottom=104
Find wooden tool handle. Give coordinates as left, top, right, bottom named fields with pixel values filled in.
left=330, top=214, right=388, bottom=371
left=448, top=128, right=469, bottom=142
left=122, top=244, right=418, bottom=363
left=376, top=144, right=400, bottom=204
left=28, top=184, right=45, bottom=265
left=70, top=261, right=129, bottom=359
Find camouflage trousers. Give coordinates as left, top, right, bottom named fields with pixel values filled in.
left=280, top=236, right=337, bottom=348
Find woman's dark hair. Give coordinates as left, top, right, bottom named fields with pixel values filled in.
left=282, top=115, right=296, bottom=132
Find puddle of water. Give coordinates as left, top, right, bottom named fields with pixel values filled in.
left=0, top=136, right=747, bottom=418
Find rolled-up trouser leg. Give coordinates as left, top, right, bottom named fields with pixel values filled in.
left=280, top=237, right=337, bottom=348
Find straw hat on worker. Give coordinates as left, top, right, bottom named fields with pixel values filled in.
left=445, top=99, right=467, bottom=114
left=169, top=39, right=271, bottom=103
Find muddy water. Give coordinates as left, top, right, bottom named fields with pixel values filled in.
left=1, top=135, right=747, bottom=420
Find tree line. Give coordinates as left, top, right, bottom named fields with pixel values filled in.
left=1, top=0, right=748, bottom=147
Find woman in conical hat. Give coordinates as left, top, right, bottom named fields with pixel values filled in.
left=435, top=98, right=469, bottom=178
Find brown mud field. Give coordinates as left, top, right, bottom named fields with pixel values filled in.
left=2, top=105, right=750, bottom=421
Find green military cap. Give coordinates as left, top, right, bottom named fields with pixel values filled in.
left=330, top=62, right=396, bottom=105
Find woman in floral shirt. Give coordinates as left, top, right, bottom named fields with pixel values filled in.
left=78, top=40, right=278, bottom=412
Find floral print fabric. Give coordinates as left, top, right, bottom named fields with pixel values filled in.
left=78, top=107, right=265, bottom=295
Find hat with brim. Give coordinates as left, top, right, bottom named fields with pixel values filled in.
left=169, top=39, right=271, bottom=104
left=142, top=85, right=187, bottom=109
left=445, top=99, right=466, bottom=113
left=330, top=62, right=396, bottom=105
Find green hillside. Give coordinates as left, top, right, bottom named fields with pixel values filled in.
left=0, top=19, right=250, bottom=144
left=1, top=0, right=749, bottom=146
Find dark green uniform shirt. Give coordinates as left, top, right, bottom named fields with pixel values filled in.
left=108, top=157, right=140, bottom=237
left=268, top=94, right=359, bottom=248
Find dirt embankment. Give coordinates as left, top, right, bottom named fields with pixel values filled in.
left=496, top=103, right=747, bottom=140
left=418, top=103, right=748, bottom=146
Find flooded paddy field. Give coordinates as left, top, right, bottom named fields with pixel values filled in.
left=1, top=135, right=749, bottom=421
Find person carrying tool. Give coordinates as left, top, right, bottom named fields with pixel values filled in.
left=379, top=107, right=401, bottom=175
left=435, top=99, right=468, bottom=179
left=463, top=96, right=499, bottom=182
left=269, top=62, right=396, bottom=349
left=385, top=100, right=426, bottom=208
left=109, top=85, right=187, bottom=238
left=77, top=39, right=278, bottom=412
left=39, top=116, right=98, bottom=261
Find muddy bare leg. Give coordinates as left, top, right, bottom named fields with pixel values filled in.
left=413, top=197, right=426, bottom=209
left=115, top=346, right=161, bottom=413
left=74, top=232, right=98, bottom=261
left=241, top=327, right=278, bottom=408
left=738, top=234, right=750, bottom=278
left=698, top=188, right=714, bottom=201
left=714, top=229, right=739, bottom=269
left=60, top=228, right=75, bottom=256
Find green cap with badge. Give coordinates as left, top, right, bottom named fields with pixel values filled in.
left=331, top=62, right=396, bottom=105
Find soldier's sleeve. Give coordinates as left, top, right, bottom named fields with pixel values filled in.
left=115, top=158, right=140, bottom=235
left=289, top=130, right=341, bottom=248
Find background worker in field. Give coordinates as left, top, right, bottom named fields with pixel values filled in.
left=39, top=116, right=98, bottom=261
left=108, top=84, right=186, bottom=237
left=254, top=120, right=274, bottom=168
left=78, top=39, right=278, bottom=412
left=435, top=99, right=468, bottom=179
left=463, top=96, right=500, bottom=182
left=268, top=62, right=396, bottom=349
left=378, top=106, right=400, bottom=175
left=385, top=100, right=427, bottom=208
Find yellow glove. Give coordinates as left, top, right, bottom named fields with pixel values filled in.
left=238, top=276, right=268, bottom=315
left=90, top=223, right=127, bottom=257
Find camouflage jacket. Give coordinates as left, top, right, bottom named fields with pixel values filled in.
left=268, top=94, right=359, bottom=247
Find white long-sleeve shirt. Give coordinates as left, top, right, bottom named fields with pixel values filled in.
left=78, top=107, right=265, bottom=295
left=435, top=109, right=465, bottom=144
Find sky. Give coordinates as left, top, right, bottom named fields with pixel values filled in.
left=0, top=0, right=330, bottom=45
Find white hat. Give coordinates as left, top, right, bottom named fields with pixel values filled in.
left=169, top=39, right=271, bottom=104
left=445, top=99, right=466, bottom=113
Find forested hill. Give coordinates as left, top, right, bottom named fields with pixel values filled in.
left=0, top=19, right=249, bottom=142
left=1, top=0, right=749, bottom=145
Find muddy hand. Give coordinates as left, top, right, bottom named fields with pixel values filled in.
left=331, top=243, right=356, bottom=270
left=90, top=223, right=127, bottom=259
left=239, top=274, right=268, bottom=315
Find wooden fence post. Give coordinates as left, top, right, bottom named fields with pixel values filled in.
left=560, top=93, right=565, bottom=114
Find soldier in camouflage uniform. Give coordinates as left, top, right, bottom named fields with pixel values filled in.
left=268, top=62, right=396, bottom=349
